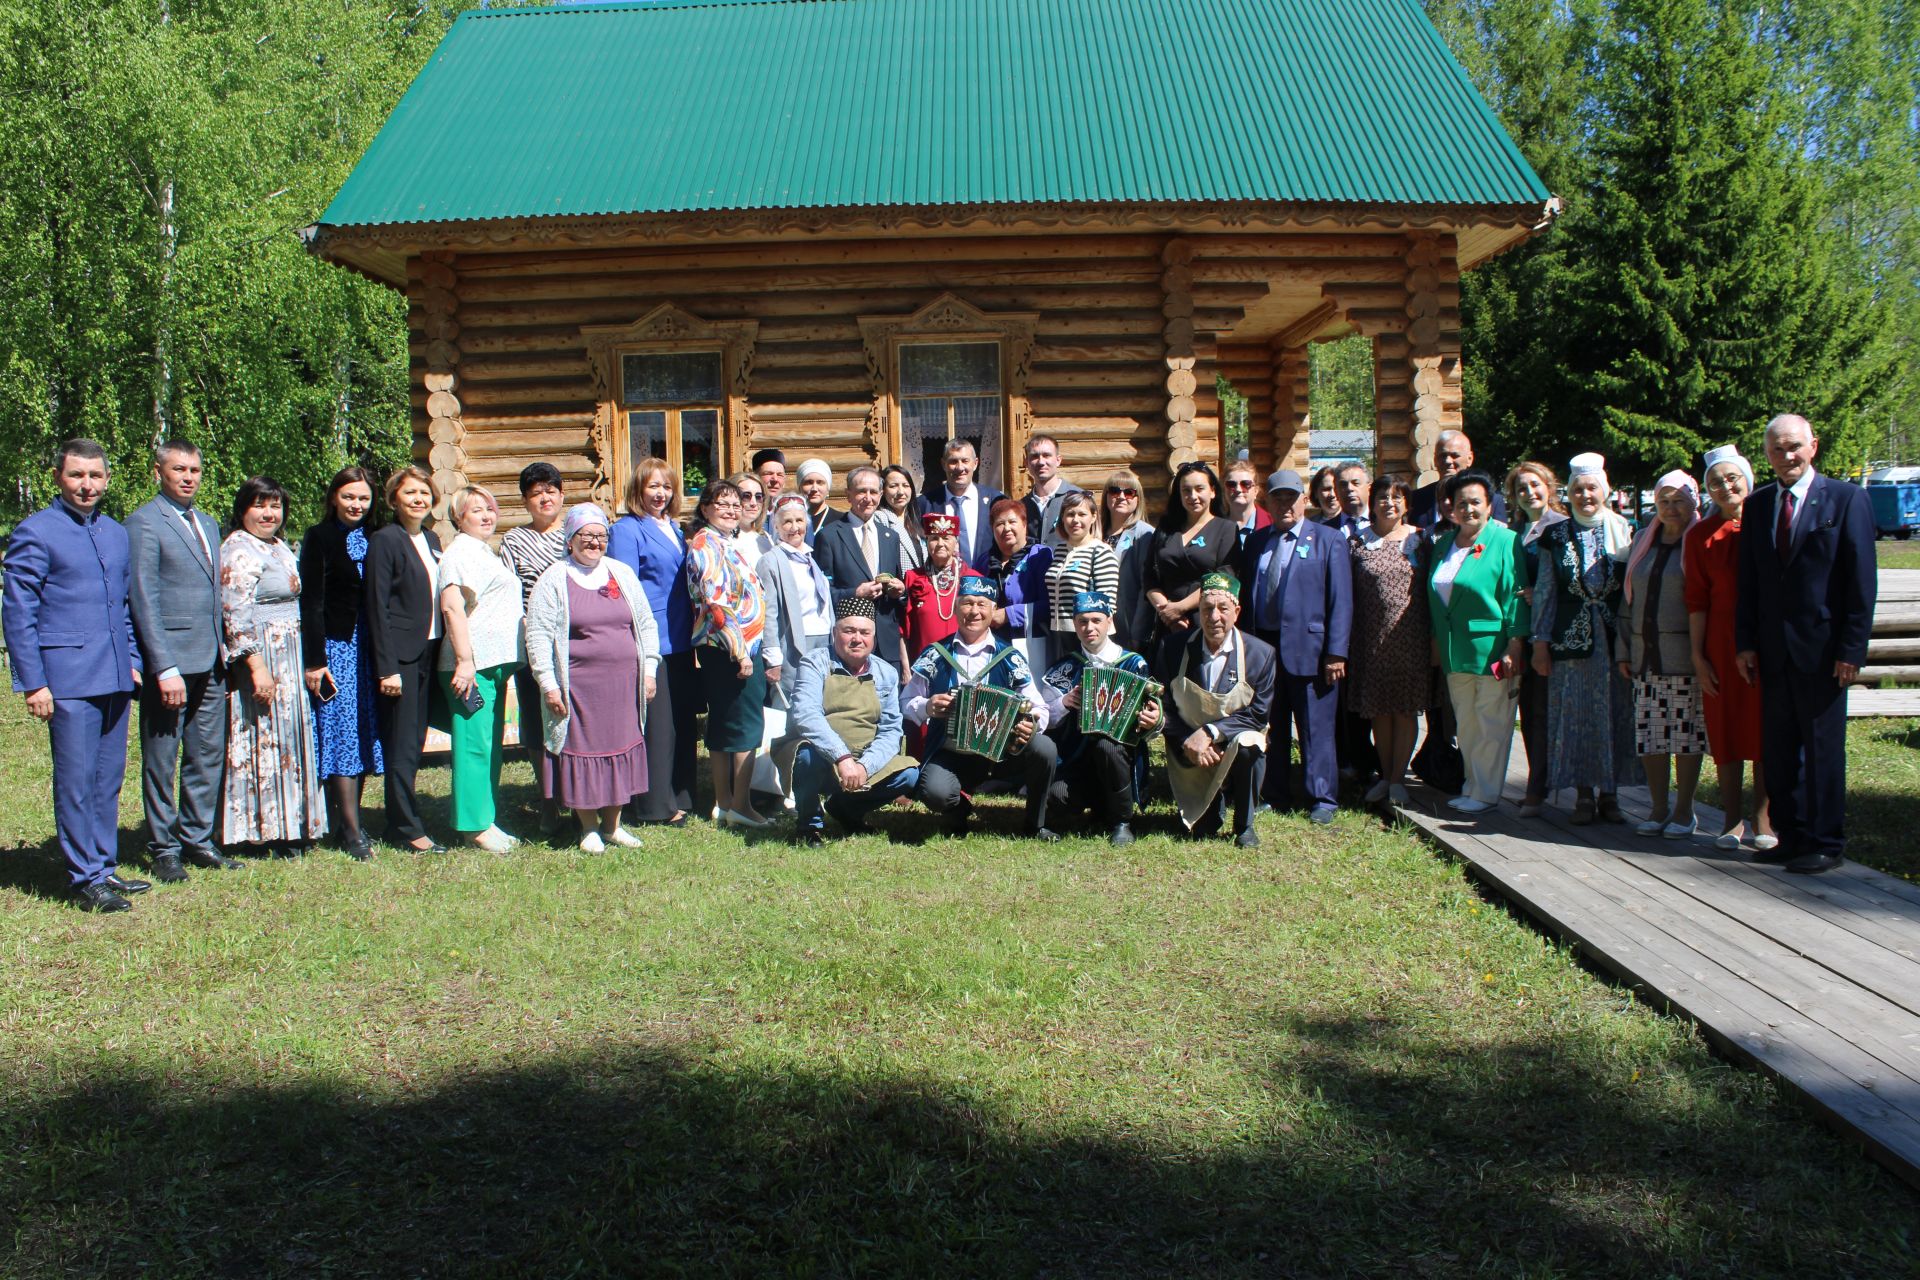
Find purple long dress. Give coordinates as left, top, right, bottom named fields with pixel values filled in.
left=555, top=577, right=648, bottom=809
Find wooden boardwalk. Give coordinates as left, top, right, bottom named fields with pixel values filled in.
left=1396, top=747, right=1920, bottom=1191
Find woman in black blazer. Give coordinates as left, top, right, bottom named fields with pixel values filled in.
left=298, top=467, right=384, bottom=859
left=364, top=465, right=444, bottom=853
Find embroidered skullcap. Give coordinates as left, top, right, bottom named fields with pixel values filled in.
left=1073, top=589, right=1115, bottom=616
left=921, top=512, right=959, bottom=538
left=835, top=594, right=876, bottom=621
left=1702, top=444, right=1754, bottom=488
left=797, top=458, right=832, bottom=483
left=563, top=503, right=609, bottom=543
left=1567, top=452, right=1608, bottom=482
left=958, top=576, right=998, bottom=600
left=1200, top=570, right=1240, bottom=597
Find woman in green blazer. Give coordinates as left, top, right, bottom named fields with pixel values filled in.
left=1427, top=471, right=1530, bottom=812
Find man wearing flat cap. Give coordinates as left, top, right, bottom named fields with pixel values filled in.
left=1040, top=590, right=1161, bottom=846
left=789, top=594, right=922, bottom=845
left=1155, top=571, right=1276, bottom=848
left=1240, top=468, right=1353, bottom=824
left=905, top=576, right=1058, bottom=838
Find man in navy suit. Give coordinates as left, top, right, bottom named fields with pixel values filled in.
left=1735, top=413, right=1877, bottom=874
left=1409, top=430, right=1505, bottom=530
left=126, top=439, right=239, bottom=883
left=1241, top=469, right=1353, bottom=823
left=813, top=465, right=908, bottom=668
left=3, top=439, right=147, bottom=911
left=916, top=439, right=1004, bottom=572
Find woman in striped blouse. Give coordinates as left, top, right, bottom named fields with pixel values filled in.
left=684, top=479, right=774, bottom=829
left=1044, top=491, right=1120, bottom=656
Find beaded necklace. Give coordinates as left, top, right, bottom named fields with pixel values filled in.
left=929, top=558, right=960, bottom=622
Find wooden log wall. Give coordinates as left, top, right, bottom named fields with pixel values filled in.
left=1274, top=345, right=1312, bottom=474
left=1217, top=343, right=1273, bottom=473
left=1404, top=232, right=1463, bottom=482
left=402, top=232, right=1435, bottom=529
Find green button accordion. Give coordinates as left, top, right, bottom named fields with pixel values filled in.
left=1079, top=665, right=1160, bottom=745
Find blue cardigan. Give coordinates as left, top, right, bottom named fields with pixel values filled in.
left=608, top=514, right=693, bottom=655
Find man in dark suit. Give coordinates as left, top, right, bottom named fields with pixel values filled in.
left=1241, top=469, right=1353, bottom=824
left=125, top=439, right=239, bottom=883
left=1735, top=413, right=1877, bottom=874
left=915, top=438, right=1004, bottom=571
left=1019, top=433, right=1083, bottom=548
left=3, top=439, right=148, bottom=911
left=1409, top=430, right=1505, bottom=530
left=1156, top=572, right=1277, bottom=848
left=812, top=465, right=908, bottom=668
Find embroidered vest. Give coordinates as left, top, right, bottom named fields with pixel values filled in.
left=1540, top=519, right=1622, bottom=660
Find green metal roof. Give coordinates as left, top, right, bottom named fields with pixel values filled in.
left=319, top=0, right=1550, bottom=228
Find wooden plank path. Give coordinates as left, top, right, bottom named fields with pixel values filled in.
left=1394, top=742, right=1920, bottom=1190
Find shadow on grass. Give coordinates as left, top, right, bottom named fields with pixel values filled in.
left=0, top=838, right=74, bottom=901
left=5, top=1024, right=1913, bottom=1278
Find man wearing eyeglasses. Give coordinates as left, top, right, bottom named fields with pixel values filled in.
left=1224, top=458, right=1271, bottom=551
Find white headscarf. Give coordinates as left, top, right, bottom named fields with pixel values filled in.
left=1701, top=444, right=1755, bottom=517
left=1623, top=470, right=1700, bottom=604
left=1566, top=452, right=1633, bottom=559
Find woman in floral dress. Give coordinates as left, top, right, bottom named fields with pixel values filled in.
left=1348, top=475, right=1431, bottom=806
left=223, top=475, right=326, bottom=851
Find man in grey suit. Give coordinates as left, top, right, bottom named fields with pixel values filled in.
left=126, top=439, right=241, bottom=881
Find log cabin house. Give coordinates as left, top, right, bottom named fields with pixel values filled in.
left=306, top=0, right=1555, bottom=526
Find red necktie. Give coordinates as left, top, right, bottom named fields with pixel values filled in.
left=1775, top=489, right=1795, bottom=561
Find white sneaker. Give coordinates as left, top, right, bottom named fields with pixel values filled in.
left=1635, top=818, right=1666, bottom=837
left=1453, top=797, right=1496, bottom=814
left=473, top=827, right=516, bottom=853
left=1446, top=795, right=1475, bottom=811
left=579, top=831, right=606, bottom=853
left=607, top=826, right=643, bottom=848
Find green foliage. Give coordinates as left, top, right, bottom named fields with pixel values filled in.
left=0, top=0, right=438, bottom=527
left=1430, top=0, right=1917, bottom=485
left=1307, top=335, right=1376, bottom=434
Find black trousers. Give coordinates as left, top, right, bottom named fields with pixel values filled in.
left=1051, top=736, right=1136, bottom=828
left=1412, top=669, right=1465, bottom=792
left=633, top=649, right=698, bottom=821
left=1337, top=684, right=1380, bottom=779
left=1193, top=746, right=1266, bottom=838
left=1516, top=665, right=1549, bottom=800
left=917, top=733, right=1059, bottom=831
left=378, top=646, right=435, bottom=843
left=1761, top=662, right=1849, bottom=859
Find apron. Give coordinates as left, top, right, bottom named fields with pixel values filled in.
left=1166, top=632, right=1267, bottom=829
left=821, top=670, right=918, bottom=786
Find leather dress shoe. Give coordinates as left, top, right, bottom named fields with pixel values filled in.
left=1308, top=805, right=1336, bottom=826
left=824, top=797, right=869, bottom=835
left=1235, top=829, right=1261, bottom=849
left=1752, top=844, right=1798, bottom=866
left=1786, top=852, right=1842, bottom=875
left=1028, top=826, right=1062, bottom=843
left=1109, top=823, right=1136, bottom=847
left=149, top=853, right=189, bottom=883
left=796, top=827, right=826, bottom=848
left=184, top=846, right=243, bottom=870
left=943, top=799, right=975, bottom=837
left=342, top=836, right=374, bottom=862
left=76, top=883, right=132, bottom=912
left=105, top=872, right=151, bottom=895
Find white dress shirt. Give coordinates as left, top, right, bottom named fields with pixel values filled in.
left=902, top=631, right=1049, bottom=731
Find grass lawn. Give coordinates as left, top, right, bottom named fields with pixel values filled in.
left=1874, top=538, right=1920, bottom=571
left=1, top=665, right=1916, bottom=1276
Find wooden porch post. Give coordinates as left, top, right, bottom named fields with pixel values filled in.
left=1273, top=344, right=1311, bottom=474
left=413, top=250, right=467, bottom=519
left=1162, top=239, right=1201, bottom=471
left=1405, top=232, right=1462, bottom=485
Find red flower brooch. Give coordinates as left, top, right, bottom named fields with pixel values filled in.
left=599, top=579, right=622, bottom=600
left=1470, top=543, right=1485, bottom=559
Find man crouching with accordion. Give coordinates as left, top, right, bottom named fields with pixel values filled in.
left=1040, top=591, right=1162, bottom=847
left=905, top=577, right=1059, bottom=838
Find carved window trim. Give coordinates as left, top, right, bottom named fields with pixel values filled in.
left=859, top=293, right=1036, bottom=493
left=582, top=304, right=757, bottom=508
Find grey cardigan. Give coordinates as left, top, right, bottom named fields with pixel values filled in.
left=1616, top=533, right=1693, bottom=676
left=523, top=558, right=659, bottom=756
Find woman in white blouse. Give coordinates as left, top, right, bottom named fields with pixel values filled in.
left=756, top=494, right=835, bottom=794
left=436, top=485, right=526, bottom=852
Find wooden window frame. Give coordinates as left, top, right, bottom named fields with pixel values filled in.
left=860, top=293, right=1036, bottom=495
left=583, top=304, right=757, bottom=511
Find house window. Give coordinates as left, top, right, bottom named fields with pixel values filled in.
left=899, top=342, right=1002, bottom=492
left=621, top=350, right=724, bottom=494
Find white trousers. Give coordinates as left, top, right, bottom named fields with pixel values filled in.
left=1446, top=671, right=1516, bottom=804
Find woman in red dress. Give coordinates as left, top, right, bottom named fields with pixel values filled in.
left=1685, top=445, right=1774, bottom=851
left=899, top=512, right=980, bottom=755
